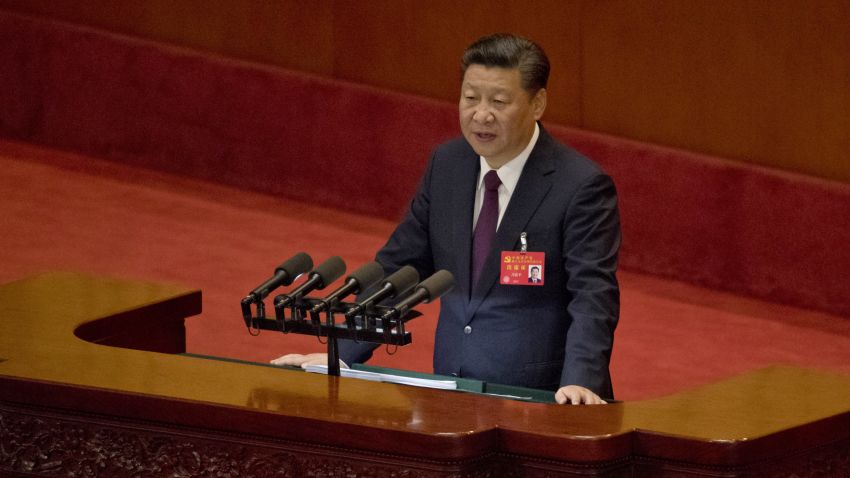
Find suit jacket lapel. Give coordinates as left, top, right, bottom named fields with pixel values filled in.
left=465, top=128, right=556, bottom=319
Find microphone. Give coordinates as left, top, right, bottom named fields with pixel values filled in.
left=344, top=265, right=420, bottom=319
left=382, top=270, right=455, bottom=320
left=310, top=261, right=385, bottom=314
left=274, top=256, right=347, bottom=308
left=244, top=252, right=313, bottom=303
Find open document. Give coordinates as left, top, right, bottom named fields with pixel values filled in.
left=303, top=364, right=458, bottom=390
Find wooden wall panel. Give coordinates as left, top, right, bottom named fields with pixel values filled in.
left=1, top=0, right=849, bottom=182
left=331, top=0, right=583, bottom=125
left=0, top=0, right=336, bottom=74
left=581, top=0, right=850, bottom=181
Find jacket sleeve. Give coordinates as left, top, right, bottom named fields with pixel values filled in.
left=559, top=173, right=621, bottom=398
left=338, top=154, right=438, bottom=365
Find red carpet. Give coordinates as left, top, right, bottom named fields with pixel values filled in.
left=3, top=140, right=849, bottom=401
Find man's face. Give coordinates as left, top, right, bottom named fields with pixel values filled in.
left=459, top=65, right=547, bottom=168
left=531, top=268, right=540, bottom=279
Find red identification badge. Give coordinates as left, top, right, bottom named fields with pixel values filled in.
left=500, top=251, right=545, bottom=286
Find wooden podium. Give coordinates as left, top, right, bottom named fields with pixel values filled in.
left=2, top=272, right=849, bottom=477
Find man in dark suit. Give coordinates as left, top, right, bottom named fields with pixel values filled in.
left=274, top=33, right=620, bottom=405
left=528, top=266, right=542, bottom=283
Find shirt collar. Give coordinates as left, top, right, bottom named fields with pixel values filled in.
left=476, top=123, right=540, bottom=195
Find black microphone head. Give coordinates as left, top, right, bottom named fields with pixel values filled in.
left=312, top=256, right=346, bottom=289
left=275, top=252, right=313, bottom=286
left=347, top=261, right=385, bottom=293
left=384, top=265, right=420, bottom=296
left=417, top=270, right=456, bottom=303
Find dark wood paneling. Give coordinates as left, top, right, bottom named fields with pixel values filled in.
left=581, top=0, right=850, bottom=182
left=331, top=0, right=583, bottom=125
left=1, top=0, right=848, bottom=182
left=0, top=0, right=336, bottom=74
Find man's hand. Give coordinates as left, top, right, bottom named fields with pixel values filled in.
left=555, top=385, right=607, bottom=405
left=270, top=353, right=348, bottom=369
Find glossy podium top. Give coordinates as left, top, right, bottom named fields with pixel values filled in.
left=2, top=272, right=850, bottom=470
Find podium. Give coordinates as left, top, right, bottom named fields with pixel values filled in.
left=2, top=272, right=850, bottom=477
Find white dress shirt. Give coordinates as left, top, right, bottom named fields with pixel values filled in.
left=472, top=123, right=540, bottom=230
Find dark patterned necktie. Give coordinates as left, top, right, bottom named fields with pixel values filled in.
left=471, top=170, right=501, bottom=286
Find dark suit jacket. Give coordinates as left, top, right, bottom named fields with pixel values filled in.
left=340, top=125, right=620, bottom=397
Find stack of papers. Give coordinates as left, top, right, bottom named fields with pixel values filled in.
left=303, top=364, right=457, bottom=390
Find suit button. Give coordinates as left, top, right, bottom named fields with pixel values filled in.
left=463, top=325, right=472, bottom=334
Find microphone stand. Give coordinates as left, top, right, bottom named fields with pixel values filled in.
left=310, top=304, right=340, bottom=377
left=251, top=296, right=421, bottom=377
left=326, top=310, right=341, bottom=377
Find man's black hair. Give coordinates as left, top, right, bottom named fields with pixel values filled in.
left=461, top=33, right=550, bottom=93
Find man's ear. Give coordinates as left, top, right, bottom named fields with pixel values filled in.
left=532, top=88, right=547, bottom=120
